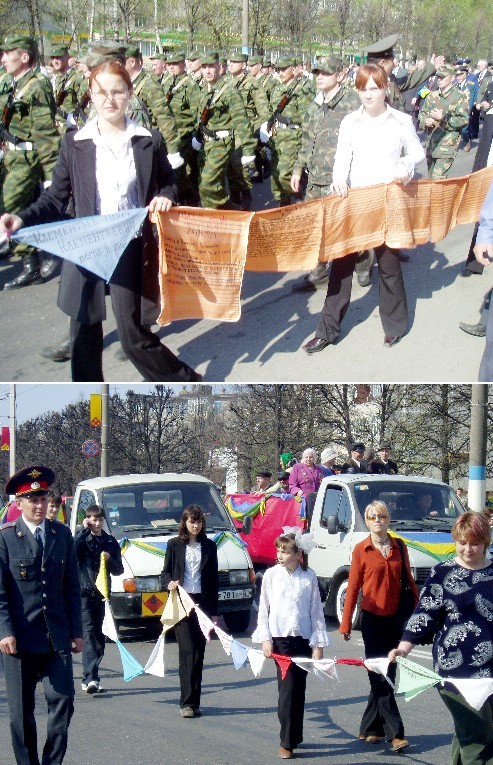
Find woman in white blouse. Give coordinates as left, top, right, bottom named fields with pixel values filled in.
left=303, top=62, right=425, bottom=355
left=0, top=60, right=200, bottom=382
left=252, top=530, right=330, bottom=760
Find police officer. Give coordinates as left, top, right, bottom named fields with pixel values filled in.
left=193, top=51, right=256, bottom=209
left=0, top=465, right=82, bottom=765
left=263, top=55, right=311, bottom=206
left=0, top=35, right=60, bottom=290
left=419, top=63, right=469, bottom=179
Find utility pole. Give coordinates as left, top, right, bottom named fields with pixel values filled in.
left=9, top=384, right=16, bottom=476
left=242, top=0, right=249, bottom=54
left=468, top=384, right=488, bottom=511
left=101, top=384, right=109, bottom=477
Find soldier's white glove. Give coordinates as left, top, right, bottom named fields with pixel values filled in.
left=167, top=152, right=185, bottom=169
left=241, top=155, right=256, bottom=166
left=66, top=113, right=76, bottom=127
left=192, top=137, right=203, bottom=151
left=42, top=180, right=52, bottom=189
left=259, top=123, right=272, bottom=143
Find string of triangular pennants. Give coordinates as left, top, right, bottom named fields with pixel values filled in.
left=95, top=555, right=493, bottom=710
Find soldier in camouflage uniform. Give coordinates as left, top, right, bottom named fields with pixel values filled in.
left=165, top=50, right=202, bottom=205
left=51, top=44, right=85, bottom=134
left=193, top=51, right=256, bottom=209
left=149, top=52, right=168, bottom=85
left=226, top=52, right=270, bottom=209
left=248, top=54, right=272, bottom=182
left=0, top=34, right=60, bottom=289
left=419, top=63, right=469, bottom=179
left=259, top=56, right=277, bottom=103
left=290, top=56, right=360, bottom=292
left=264, top=56, right=311, bottom=207
left=125, top=45, right=181, bottom=163
left=186, top=53, right=204, bottom=90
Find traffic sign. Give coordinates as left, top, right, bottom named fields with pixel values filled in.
left=82, top=439, right=100, bottom=457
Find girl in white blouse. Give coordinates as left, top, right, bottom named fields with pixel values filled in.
left=303, top=62, right=425, bottom=355
left=252, top=531, right=330, bottom=760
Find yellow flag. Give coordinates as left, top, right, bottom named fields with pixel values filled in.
left=90, top=394, right=102, bottom=427
left=160, top=589, right=188, bottom=633
left=95, top=552, right=109, bottom=599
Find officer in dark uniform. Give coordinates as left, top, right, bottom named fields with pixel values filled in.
left=0, top=465, right=82, bottom=765
left=368, top=440, right=399, bottom=474
left=342, top=442, right=369, bottom=473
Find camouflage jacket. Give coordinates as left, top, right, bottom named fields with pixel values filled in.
left=228, top=71, right=270, bottom=132
left=0, top=69, right=60, bottom=179
left=268, top=77, right=312, bottom=134
left=419, top=84, right=469, bottom=156
left=131, top=68, right=179, bottom=152
left=53, top=68, right=85, bottom=131
left=195, top=76, right=256, bottom=156
left=164, top=71, right=202, bottom=137
left=293, top=86, right=360, bottom=185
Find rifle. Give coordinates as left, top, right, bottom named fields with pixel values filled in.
left=266, top=78, right=301, bottom=135
left=195, top=90, right=215, bottom=143
left=72, top=90, right=91, bottom=126
left=0, top=89, right=18, bottom=148
left=165, top=75, right=177, bottom=104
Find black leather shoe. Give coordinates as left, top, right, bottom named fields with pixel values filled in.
left=40, top=255, right=60, bottom=279
left=303, top=336, right=332, bottom=353
left=291, top=277, right=317, bottom=293
left=3, top=262, right=44, bottom=290
left=383, top=335, right=402, bottom=348
left=39, top=338, right=71, bottom=362
left=460, top=268, right=474, bottom=277
left=459, top=321, right=486, bottom=337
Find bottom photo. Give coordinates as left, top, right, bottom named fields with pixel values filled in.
left=0, top=382, right=491, bottom=765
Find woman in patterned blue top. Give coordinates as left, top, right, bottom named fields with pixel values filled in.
left=389, top=512, right=493, bottom=764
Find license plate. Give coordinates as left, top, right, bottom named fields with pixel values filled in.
left=218, top=588, right=251, bottom=601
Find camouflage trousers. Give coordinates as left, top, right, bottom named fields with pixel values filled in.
left=305, top=183, right=331, bottom=201
left=426, top=133, right=460, bottom=180
left=198, top=136, right=234, bottom=209
left=426, top=153, right=457, bottom=180
left=0, top=149, right=42, bottom=259
left=270, top=129, right=302, bottom=206
left=226, top=145, right=252, bottom=206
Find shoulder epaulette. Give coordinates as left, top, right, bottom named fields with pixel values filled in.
left=0, top=521, right=16, bottom=530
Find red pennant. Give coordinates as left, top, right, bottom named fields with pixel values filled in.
left=336, top=658, right=365, bottom=666
left=271, top=653, right=293, bottom=680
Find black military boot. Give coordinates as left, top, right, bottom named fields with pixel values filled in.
left=3, top=253, right=44, bottom=290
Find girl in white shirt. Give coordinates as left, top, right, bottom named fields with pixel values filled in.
left=252, top=531, right=330, bottom=760
left=303, top=62, right=425, bottom=355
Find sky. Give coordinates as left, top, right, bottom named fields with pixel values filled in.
left=0, top=384, right=177, bottom=425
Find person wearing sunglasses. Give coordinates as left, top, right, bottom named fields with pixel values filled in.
left=339, top=500, right=418, bottom=753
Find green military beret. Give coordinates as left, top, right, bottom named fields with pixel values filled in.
left=312, top=55, right=344, bottom=75
left=83, top=52, right=106, bottom=68
left=364, top=33, right=399, bottom=59
left=201, top=51, right=219, bottom=65
left=150, top=52, right=167, bottom=61
left=276, top=56, right=296, bottom=69
left=229, top=52, right=248, bottom=63
left=3, top=34, right=37, bottom=53
left=166, top=51, right=186, bottom=64
left=125, top=45, right=142, bottom=59
left=436, top=63, right=457, bottom=78
left=50, top=44, right=69, bottom=58
left=248, top=55, right=263, bottom=66
left=262, top=56, right=271, bottom=67
left=186, top=51, right=201, bottom=61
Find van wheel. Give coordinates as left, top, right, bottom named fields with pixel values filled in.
left=335, top=579, right=361, bottom=629
left=223, top=609, right=251, bottom=633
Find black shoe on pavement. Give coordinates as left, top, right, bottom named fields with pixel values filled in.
left=3, top=255, right=44, bottom=290
left=303, top=336, right=332, bottom=353
left=459, top=322, right=486, bottom=337
left=39, top=338, right=71, bottom=362
left=40, top=255, right=60, bottom=280
left=383, top=335, right=402, bottom=348
left=460, top=268, right=474, bottom=277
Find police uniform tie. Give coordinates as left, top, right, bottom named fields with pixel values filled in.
left=34, top=527, right=44, bottom=551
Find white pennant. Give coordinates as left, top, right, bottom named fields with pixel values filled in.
left=101, top=600, right=119, bottom=642
left=446, top=677, right=493, bottom=711
left=177, top=586, right=196, bottom=615
left=144, top=634, right=166, bottom=677
left=247, top=648, right=266, bottom=677
left=214, top=625, right=233, bottom=656
left=364, top=657, right=393, bottom=687
left=195, top=607, right=214, bottom=641
left=313, top=659, right=339, bottom=682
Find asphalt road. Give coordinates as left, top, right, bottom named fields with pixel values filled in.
left=0, top=139, right=488, bottom=383
left=0, top=616, right=454, bottom=765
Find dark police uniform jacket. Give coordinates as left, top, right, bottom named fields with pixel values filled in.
left=161, top=536, right=219, bottom=617
left=368, top=458, right=399, bottom=475
left=0, top=516, right=82, bottom=652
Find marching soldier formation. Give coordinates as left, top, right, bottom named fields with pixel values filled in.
left=0, top=30, right=488, bottom=377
